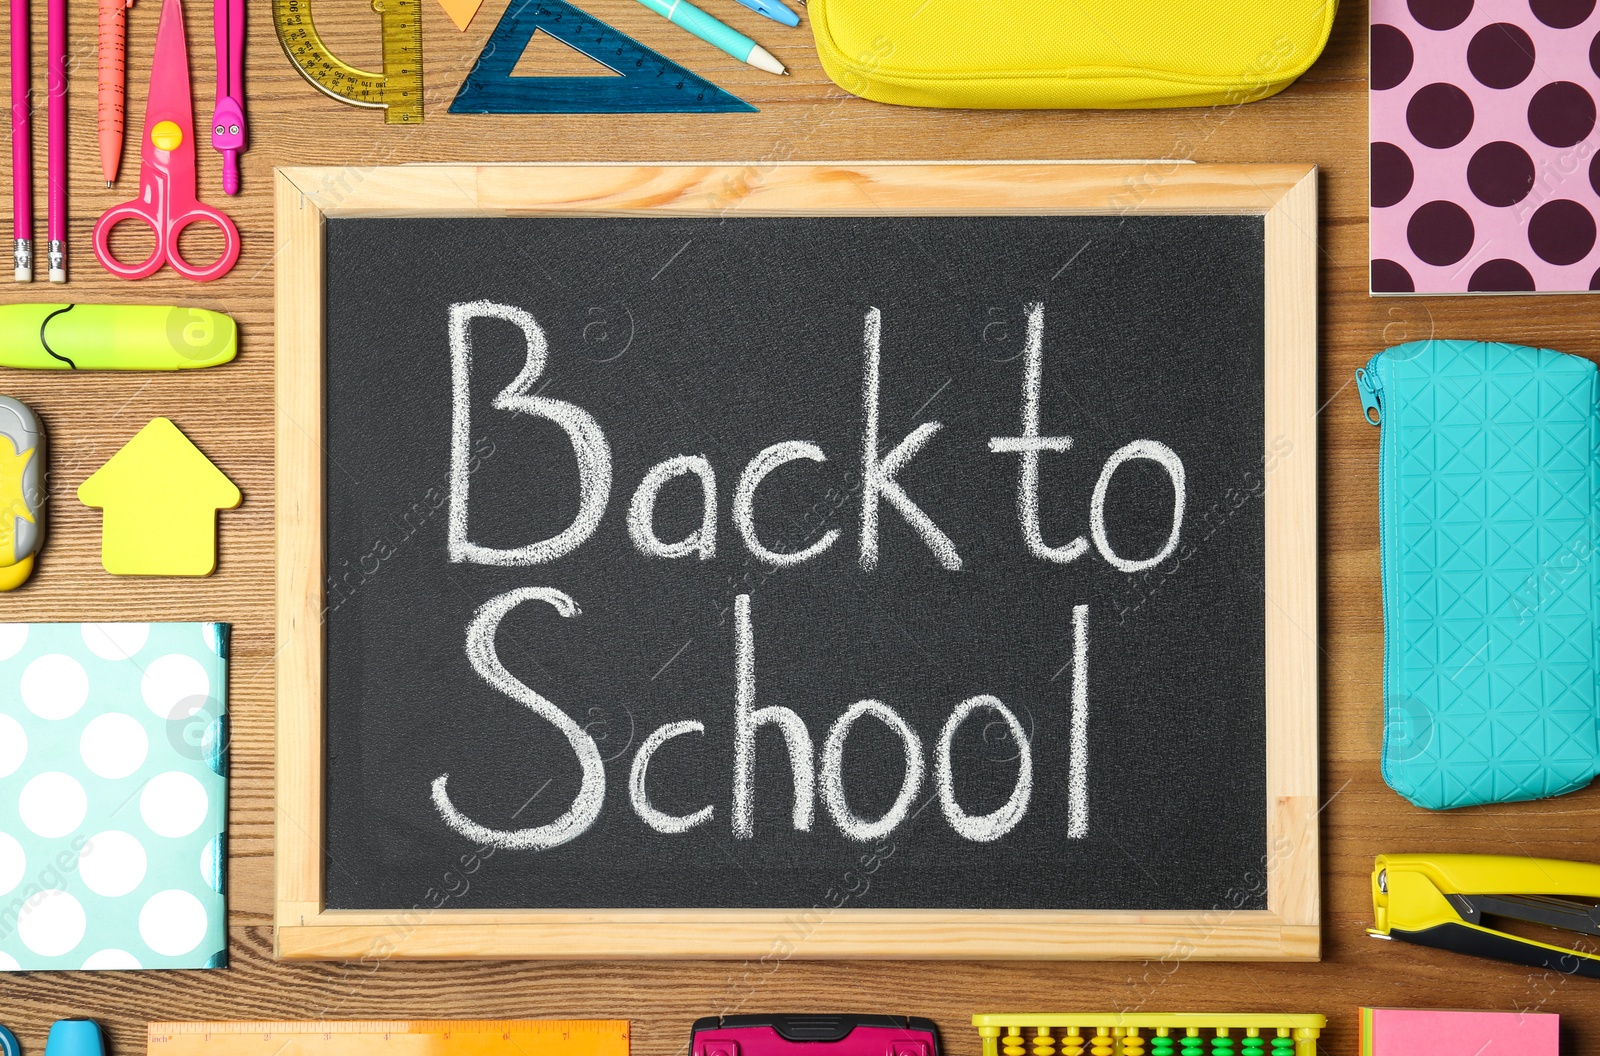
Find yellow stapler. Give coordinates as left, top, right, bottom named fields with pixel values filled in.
left=1370, top=854, right=1600, bottom=978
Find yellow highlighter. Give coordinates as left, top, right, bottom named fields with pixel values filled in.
left=0, top=303, right=236, bottom=369
left=1371, top=853, right=1600, bottom=979
left=0, top=397, right=44, bottom=589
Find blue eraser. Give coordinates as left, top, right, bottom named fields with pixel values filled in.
left=45, top=1022, right=104, bottom=1056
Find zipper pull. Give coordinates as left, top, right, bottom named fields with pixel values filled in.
left=1356, top=367, right=1382, bottom=426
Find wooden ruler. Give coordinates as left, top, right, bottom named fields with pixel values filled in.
left=270, top=0, right=425, bottom=124
left=148, top=1021, right=630, bottom=1056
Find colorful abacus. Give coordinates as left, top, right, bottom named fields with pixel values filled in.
left=974, top=1015, right=1323, bottom=1056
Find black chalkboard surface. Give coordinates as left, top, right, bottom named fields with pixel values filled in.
left=321, top=212, right=1268, bottom=914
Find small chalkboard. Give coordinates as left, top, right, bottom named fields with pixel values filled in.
left=275, top=163, right=1319, bottom=962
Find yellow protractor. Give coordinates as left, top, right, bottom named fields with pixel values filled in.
left=272, top=0, right=425, bottom=123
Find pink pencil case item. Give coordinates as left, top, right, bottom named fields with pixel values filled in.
left=691, top=1017, right=940, bottom=1056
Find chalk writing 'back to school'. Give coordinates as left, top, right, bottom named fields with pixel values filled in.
left=431, top=299, right=1187, bottom=852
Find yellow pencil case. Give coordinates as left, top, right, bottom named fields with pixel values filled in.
left=809, top=0, right=1338, bottom=109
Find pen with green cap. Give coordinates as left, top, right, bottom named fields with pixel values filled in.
left=0, top=303, right=237, bottom=368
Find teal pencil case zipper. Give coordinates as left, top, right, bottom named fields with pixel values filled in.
left=1357, top=339, right=1600, bottom=810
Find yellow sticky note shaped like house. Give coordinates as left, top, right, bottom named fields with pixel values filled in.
left=78, top=417, right=241, bottom=576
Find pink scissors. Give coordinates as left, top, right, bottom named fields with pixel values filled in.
left=93, top=0, right=239, bottom=281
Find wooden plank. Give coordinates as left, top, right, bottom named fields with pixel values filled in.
left=276, top=915, right=1322, bottom=962
left=274, top=170, right=330, bottom=945
left=1262, top=168, right=1321, bottom=935
left=274, top=162, right=1319, bottom=962
left=279, top=162, right=1319, bottom=217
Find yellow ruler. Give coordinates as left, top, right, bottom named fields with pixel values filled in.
left=271, top=0, right=425, bottom=124
left=148, top=1021, right=630, bottom=1056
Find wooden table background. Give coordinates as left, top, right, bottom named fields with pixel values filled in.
left=3, top=0, right=1600, bottom=1052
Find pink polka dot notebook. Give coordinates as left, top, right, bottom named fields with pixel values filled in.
left=1370, top=0, right=1600, bottom=293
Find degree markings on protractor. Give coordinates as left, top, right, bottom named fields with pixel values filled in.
left=271, top=0, right=425, bottom=123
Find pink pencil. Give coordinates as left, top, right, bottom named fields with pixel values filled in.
left=9, top=0, right=31, bottom=281
left=46, top=0, right=65, bottom=282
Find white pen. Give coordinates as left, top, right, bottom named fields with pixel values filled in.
left=630, top=0, right=788, bottom=75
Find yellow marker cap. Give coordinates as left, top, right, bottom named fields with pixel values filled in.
left=151, top=120, right=184, bottom=150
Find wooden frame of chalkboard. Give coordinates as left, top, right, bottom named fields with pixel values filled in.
left=275, top=162, right=1318, bottom=962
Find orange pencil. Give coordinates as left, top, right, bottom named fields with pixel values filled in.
left=97, top=0, right=134, bottom=186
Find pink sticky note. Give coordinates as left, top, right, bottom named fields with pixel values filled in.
left=1363, top=1008, right=1558, bottom=1056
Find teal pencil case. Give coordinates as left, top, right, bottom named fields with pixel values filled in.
left=1357, top=339, right=1600, bottom=810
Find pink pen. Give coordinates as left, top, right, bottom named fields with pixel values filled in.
left=46, top=0, right=65, bottom=282
left=211, top=0, right=246, bottom=195
left=9, top=0, right=31, bottom=281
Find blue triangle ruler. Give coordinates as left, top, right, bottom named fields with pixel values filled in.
left=449, top=0, right=757, bottom=113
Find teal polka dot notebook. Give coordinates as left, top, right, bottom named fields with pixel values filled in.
left=0, top=622, right=228, bottom=970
